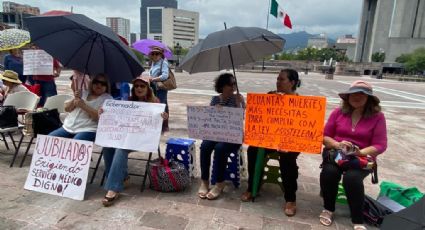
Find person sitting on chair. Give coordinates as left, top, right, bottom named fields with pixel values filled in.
left=318, top=80, right=387, bottom=230
left=198, top=73, right=245, bottom=200
left=240, top=69, right=302, bottom=217
left=100, top=75, right=168, bottom=207
left=0, top=70, right=29, bottom=103
left=49, top=73, right=112, bottom=141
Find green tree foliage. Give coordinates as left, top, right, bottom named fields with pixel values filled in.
left=371, top=52, right=385, bottom=62
left=275, top=47, right=349, bottom=62
left=395, top=47, right=425, bottom=74
left=131, top=48, right=145, bottom=63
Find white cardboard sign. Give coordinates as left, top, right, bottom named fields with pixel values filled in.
left=187, top=106, right=244, bottom=144
left=95, top=100, right=165, bottom=152
left=24, top=135, right=93, bottom=201
left=23, top=50, right=54, bottom=75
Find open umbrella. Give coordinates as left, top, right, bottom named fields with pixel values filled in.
left=0, top=28, right=31, bottom=51
left=381, top=197, right=425, bottom=230
left=179, top=26, right=284, bottom=77
left=24, top=14, right=144, bottom=83
left=132, top=39, right=173, bottom=59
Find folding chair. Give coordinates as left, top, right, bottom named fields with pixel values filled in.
left=91, top=147, right=159, bottom=192
left=16, top=94, right=72, bottom=167
left=3, top=92, right=39, bottom=167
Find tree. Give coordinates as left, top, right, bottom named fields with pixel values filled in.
left=371, top=52, right=385, bottom=62
left=297, top=47, right=317, bottom=61
left=396, top=47, right=425, bottom=74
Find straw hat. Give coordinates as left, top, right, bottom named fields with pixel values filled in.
left=0, top=70, right=21, bottom=84
left=338, top=80, right=380, bottom=103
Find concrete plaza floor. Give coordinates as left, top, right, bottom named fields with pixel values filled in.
left=1, top=71, right=424, bottom=229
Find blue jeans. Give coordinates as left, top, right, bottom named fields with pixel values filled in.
left=48, top=127, right=96, bottom=141
left=156, top=89, right=168, bottom=112
left=200, top=140, right=241, bottom=183
left=102, top=147, right=129, bottom=192
left=35, top=80, right=57, bottom=106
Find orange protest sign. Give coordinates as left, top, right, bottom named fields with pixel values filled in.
left=244, top=93, right=326, bottom=154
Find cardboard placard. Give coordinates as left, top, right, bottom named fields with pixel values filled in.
left=23, top=50, right=54, bottom=75
left=24, top=135, right=93, bottom=200
left=244, top=93, right=326, bottom=153
left=95, top=99, right=165, bottom=152
left=187, top=106, right=244, bottom=144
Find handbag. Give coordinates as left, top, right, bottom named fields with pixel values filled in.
left=28, top=109, right=62, bottom=136
left=378, top=181, right=424, bottom=207
left=148, top=157, right=190, bottom=192
left=363, top=195, right=393, bottom=227
left=156, top=61, right=177, bottom=91
left=0, top=106, right=18, bottom=128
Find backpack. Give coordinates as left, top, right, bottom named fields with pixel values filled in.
left=363, top=195, right=393, bottom=227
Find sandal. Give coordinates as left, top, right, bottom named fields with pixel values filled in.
left=240, top=191, right=253, bottom=202
left=206, top=184, right=225, bottom=200
left=319, top=209, right=333, bottom=226
left=102, top=193, right=119, bottom=207
left=284, top=202, right=297, bottom=217
left=198, top=181, right=209, bottom=199
left=353, top=225, right=367, bottom=230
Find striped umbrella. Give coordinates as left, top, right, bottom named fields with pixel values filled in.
left=0, top=28, right=31, bottom=51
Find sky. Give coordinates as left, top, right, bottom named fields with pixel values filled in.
left=11, top=0, right=363, bottom=39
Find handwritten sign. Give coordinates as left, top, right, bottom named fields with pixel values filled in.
left=24, top=135, right=93, bottom=200
left=23, top=50, right=54, bottom=75
left=244, top=93, right=326, bottom=153
left=187, top=106, right=244, bottom=144
left=95, top=100, right=166, bottom=152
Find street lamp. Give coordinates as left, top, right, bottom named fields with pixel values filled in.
left=174, top=42, right=182, bottom=66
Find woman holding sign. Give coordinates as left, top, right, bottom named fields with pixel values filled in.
left=198, top=73, right=245, bottom=200
left=101, top=75, right=168, bottom=207
left=240, top=69, right=301, bottom=217
left=49, top=74, right=112, bottom=141
left=319, top=80, right=387, bottom=230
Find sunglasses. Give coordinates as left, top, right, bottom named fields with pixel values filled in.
left=92, top=79, right=108, bottom=87
left=150, top=52, right=161, bottom=56
left=134, top=84, right=147, bottom=89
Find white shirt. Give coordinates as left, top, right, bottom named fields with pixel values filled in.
left=63, top=91, right=112, bottom=133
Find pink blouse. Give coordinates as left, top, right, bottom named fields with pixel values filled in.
left=324, top=108, right=387, bottom=155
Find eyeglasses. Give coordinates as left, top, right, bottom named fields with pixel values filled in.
left=150, top=52, right=161, bottom=56
left=92, top=79, right=108, bottom=87
left=134, top=84, right=147, bottom=89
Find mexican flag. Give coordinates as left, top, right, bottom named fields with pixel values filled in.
left=270, top=0, right=293, bottom=29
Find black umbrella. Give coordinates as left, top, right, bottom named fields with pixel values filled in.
left=381, top=197, right=425, bottom=230
left=25, top=14, right=144, bottom=83
left=179, top=26, right=284, bottom=92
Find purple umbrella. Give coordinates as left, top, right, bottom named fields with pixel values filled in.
left=132, top=39, right=173, bottom=59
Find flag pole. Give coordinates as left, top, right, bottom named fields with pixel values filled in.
left=262, top=0, right=272, bottom=72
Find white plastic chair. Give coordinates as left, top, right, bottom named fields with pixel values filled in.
left=43, top=94, right=73, bottom=113
left=3, top=91, right=40, bottom=111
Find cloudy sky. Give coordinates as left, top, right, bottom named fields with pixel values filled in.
left=13, top=0, right=363, bottom=38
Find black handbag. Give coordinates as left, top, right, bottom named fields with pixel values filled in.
left=31, top=109, right=62, bottom=136
left=0, top=106, right=18, bottom=128
left=363, top=195, right=393, bottom=227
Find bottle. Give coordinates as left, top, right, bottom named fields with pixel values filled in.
left=120, top=82, right=130, bottom=100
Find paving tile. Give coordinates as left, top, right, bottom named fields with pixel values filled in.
left=262, top=217, right=311, bottom=230
left=139, top=211, right=188, bottom=230
left=213, top=208, right=263, bottom=229
left=0, top=216, right=28, bottom=230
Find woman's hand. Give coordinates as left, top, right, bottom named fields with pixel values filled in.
left=74, top=90, right=82, bottom=98
left=74, top=97, right=86, bottom=108
left=161, top=112, right=169, bottom=120
left=98, top=108, right=104, bottom=116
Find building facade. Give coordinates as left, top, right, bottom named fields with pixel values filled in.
left=106, top=17, right=130, bottom=42
left=307, top=33, right=328, bottom=49
left=140, top=0, right=177, bottom=39
left=336, top=35, right=357, bottom=61
left=2, top=1, right=40, bottom=15
left=130, top=33, right=141, bottom=45
left=355, top=0, right=425, bottom=62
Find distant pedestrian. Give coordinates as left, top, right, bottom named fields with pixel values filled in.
left=319, top=80, right=387, bottom=230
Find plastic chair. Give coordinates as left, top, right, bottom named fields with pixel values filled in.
left=43, top=94, right=73, bottom=113
left=3, top=91, right=40, bottom=112
left=211, top=146, right=244, bottom=188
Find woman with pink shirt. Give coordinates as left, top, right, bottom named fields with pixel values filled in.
left=319, top=80, right=387, bottom=230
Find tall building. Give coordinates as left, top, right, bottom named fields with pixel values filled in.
left=307, top=33, right=328, bottom=49
left=336, top=35, right=357, bottom=61
left=130, top=32, right=141, bottom=45
left=149, top=8, right=199, bottom=49
left=106, top=17, right=130, bottom=42
left=140, top=0, right=177, bottom=39
left=355, top=0, right=425, bottom=62
left=2, top=1, right=40, bottom=15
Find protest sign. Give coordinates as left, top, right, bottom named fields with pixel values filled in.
left=23, top=50, right=54, bottom=75
left=95, top=100, right=165, bottom=152
left=24, top=135, right=93, bottom=200
left=187, top=106, right=244, bottom=144
left=244, top=93, right=326, bottom=153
